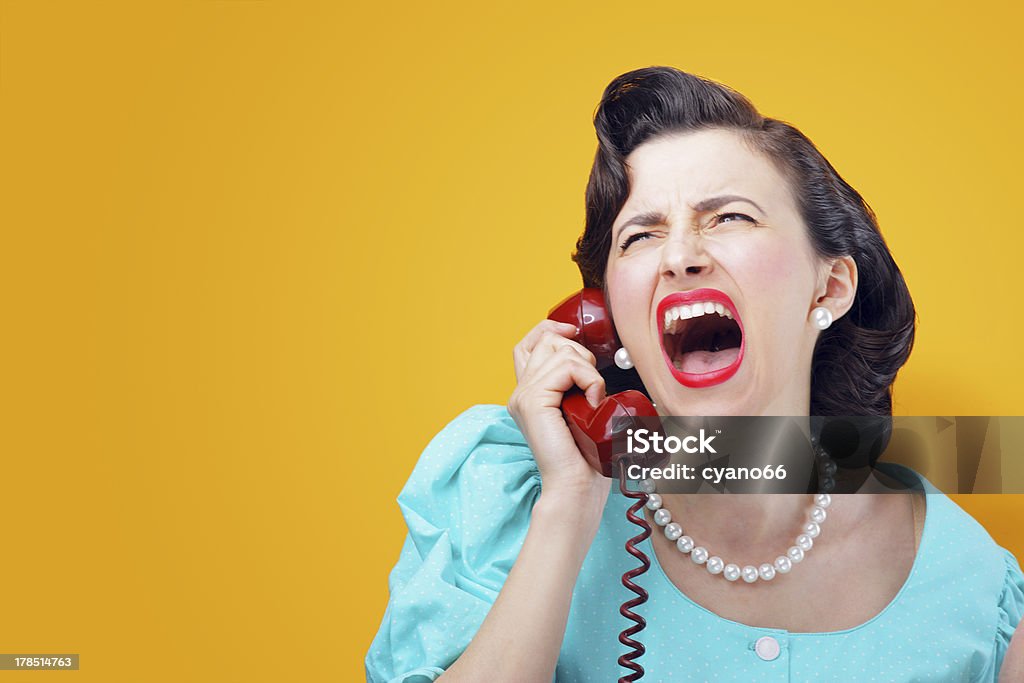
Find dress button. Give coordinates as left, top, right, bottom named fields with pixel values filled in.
left=755, top=635, right=781, bottom=661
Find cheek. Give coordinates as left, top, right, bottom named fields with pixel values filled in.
left=732, top=239, right=791, bottom=285
left=606, top=259, right=650, bottom=307
left=605, top=257, right=659, bottom=337
left=720, top=238, right=817, bottom=350
left=723, top=234, right=815, bottom=301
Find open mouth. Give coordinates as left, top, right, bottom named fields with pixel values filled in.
left=657, top=289, right=745, bottom=388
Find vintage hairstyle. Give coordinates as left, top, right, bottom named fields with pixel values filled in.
left=573, top=67, right=916, bottom=417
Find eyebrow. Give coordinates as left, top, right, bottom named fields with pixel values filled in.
left=613, top=195, right=766, bottom=241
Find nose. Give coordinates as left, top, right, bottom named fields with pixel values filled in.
left=660, top=231, right=713, bottom=283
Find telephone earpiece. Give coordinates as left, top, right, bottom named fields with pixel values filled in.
left=548, top=288, right=621, bottom=369
left=548, top=289, right=659, bottom=478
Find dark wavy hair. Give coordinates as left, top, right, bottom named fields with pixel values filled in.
left=573, top=67, right=916, bottom=417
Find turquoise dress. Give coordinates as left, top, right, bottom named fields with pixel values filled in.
left=366, top=406, right=1024, bottom=682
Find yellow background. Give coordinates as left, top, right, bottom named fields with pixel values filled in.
left=1, top=1, right=1021, bottom=680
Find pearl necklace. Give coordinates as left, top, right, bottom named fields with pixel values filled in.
left=640, top=446, right=836, bottom=584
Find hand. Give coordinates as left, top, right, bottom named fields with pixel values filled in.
left=508, top=320, right=610, bottom=502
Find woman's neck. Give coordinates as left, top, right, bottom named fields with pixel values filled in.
left=654, top=473, right=890, bottom=564
left=658, top=493, right=813, bottom=558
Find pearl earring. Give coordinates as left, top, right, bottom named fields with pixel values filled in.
left=614, top=346, right=634, bottom=370
left=811, top=307, right=833, bottom=330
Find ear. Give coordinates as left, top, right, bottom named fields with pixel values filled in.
left=814, top=255, right=857, bottom=322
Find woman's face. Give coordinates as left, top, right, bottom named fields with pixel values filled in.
left=605, top=128, right=844, bottom=416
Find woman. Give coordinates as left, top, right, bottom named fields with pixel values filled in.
left=366, top=67, right=1024, bottom=681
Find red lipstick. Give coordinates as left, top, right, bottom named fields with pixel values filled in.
left=656, top=288, right=745, bottom=388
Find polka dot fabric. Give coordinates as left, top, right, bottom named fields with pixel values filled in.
left=366, top=405, right=1024, bottom=682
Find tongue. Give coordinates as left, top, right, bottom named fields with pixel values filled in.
left=673, top=347, right=740, bottom=374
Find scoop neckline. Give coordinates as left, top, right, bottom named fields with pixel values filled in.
left=641, top=462, right=932, bottom=637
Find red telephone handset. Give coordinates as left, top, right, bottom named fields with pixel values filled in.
left=548, top=288, right=656, bottom=682
left=547, top=288, right=659, bottom=477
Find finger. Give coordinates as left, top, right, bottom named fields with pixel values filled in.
left=515, top=321, right=577, bottom=383
left=525, top=349, right=607, bottom=409
left=519, top=320, right=579, bottom=357
left=538, top=332, right=597, bottom=365
left=513, top=345, right=528, bottom=383
left=522, top=335, right=597, bottom=383
left=585, top=372, right=608, bottom=408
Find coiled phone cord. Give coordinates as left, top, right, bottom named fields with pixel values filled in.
left=617, top=464, right=651, bottom=682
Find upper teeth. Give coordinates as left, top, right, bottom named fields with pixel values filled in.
left=663, top=301, right=733, bottom=333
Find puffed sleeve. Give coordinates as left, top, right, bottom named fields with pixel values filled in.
left=975, top=548, right=1024, bottom=682
left=365, top=405, right=541, bottom=683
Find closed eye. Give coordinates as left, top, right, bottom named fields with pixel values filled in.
left=714, top=212, right=756, bottom=226
left=619, top=231, right=655, bottom=252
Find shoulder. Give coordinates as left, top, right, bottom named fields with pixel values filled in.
left=874, top=463, right=1014, bottom=613
left=908, top=468, right=1011, bottom=592
left=884, top=465, right=1024, bottom=673
left=864, top=465, right=1024, bottom=679
left=398, top=404, right=533, bottom=502
left=413, top=404, right=527, bottom=463
left=395, top=405, right=541, bottom=588
left=929, top=481, right=1024, bottom=637
left=367, top=407, right=537, bottom=682
left=878, top=462, right=1007, bottom=564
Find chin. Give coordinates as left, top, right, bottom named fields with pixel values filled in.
left=650, top=370, right=759, bottom=417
